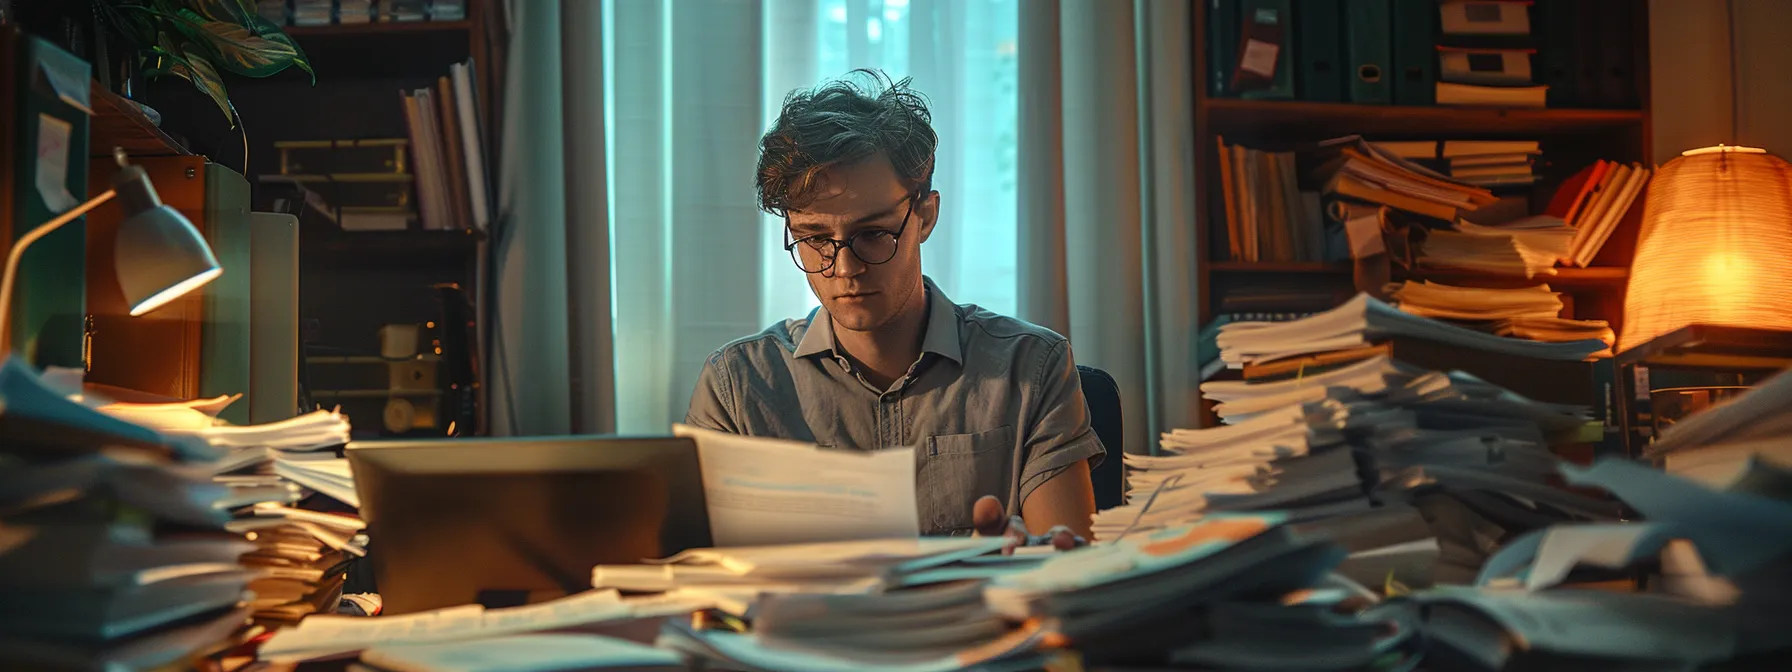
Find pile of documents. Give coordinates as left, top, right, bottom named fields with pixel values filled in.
left=1313, top=136, right=1499, bottom=223
left=1215, top=292, right=1607, bottom=368
left=258, top=588, right=707, bottom=664
left=94, top=400, right=361, bottom=626
left=1416, top=215, right=1576, bottom=278
left=591, top=537, right=1019, bottom=617
left=1389, top=280, right=1615, bottom=347
left=0, top=359, right=254, bottom=670
left=984, top=513, right=1414, bottom=669
left=1381, top=454, right=1792, bottom=669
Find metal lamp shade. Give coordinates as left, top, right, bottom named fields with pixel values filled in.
left=113, top=204, right=223, bottom=316
left=1619, top=146, right=1792, bottom=351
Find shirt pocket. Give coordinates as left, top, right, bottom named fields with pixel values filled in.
left=917, top=426, right=1016, bottom=535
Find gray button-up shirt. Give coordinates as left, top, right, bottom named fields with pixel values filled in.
left=685, top=277, right=1106, bottom=535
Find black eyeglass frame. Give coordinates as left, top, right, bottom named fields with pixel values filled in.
left=782, top=188, right=926, bottom=274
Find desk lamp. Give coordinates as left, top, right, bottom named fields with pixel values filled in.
left=1618, top=145, right=1792, bottom=351
left=0, top=148, right=222, bottom=348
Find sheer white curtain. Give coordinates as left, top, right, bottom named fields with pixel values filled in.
left=605, top=0, right=1022, bottom=433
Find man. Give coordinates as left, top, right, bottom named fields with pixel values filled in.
left=685, top=70, right=1102, bottom=545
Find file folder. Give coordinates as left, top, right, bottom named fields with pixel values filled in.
left=1391, top=0, right=1438, bottom=105
left=1294, top=0, right=1345, bottom=102
left=1344, top=0, right=1393, bottom=104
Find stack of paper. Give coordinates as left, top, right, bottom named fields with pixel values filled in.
left=1418, top=229, right=1560, bottom=278
left=1215, top=293, right=1608, bottom=368
left=1118, top=353, right=1610, bottom=590
left=1313, top=135, right=1499, bottom=222
left=1389, top=280, right=1615, bottom=347
left=1390, top=281, right=1562, bottom=322
left=660, top=581, right=1050, bottom=672
left=258, top=589, right=707, bottom=664
left=1417, top=215, right=1575, bottom=278
left=985, top=514, right=1415, bottom=668
left=591, top=537, right=1010, bottom=617
left=0, top=359, right=254, bottom=670
left=108, top=402, right=362, bottom=625
left=355, top=634, right=684, bottom=672
left=228, top=503, right=366, bottom=626
left=1379, top=457, right=1792, bottom=669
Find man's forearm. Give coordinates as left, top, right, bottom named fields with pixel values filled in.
left=1020, top=460, right=1097, bottom=539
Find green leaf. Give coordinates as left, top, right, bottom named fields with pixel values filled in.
left=175, top=8, right=303, bottom=78
left=158, top=36, right=237, bottom=127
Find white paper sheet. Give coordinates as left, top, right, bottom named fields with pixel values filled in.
left=673, top=424, right=919, bottom=546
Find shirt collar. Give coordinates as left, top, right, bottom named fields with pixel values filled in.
left=793, top=276, right=963, bottom=365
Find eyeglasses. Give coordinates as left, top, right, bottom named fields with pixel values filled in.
left=783, top=191, right=920, bottom=274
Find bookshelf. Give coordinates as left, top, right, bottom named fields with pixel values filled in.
left=1191, top=1, right=1653, bottom=427
left=210, top=6, right=502, bottom=437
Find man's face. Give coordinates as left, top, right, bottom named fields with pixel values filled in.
left=785, top=155, right=937, bottom=333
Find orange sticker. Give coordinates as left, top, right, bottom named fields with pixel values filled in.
left=1139, top=517, right=1271, bottom=556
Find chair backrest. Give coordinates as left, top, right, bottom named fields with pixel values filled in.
left=1076, top=365, right=1126, bottom=511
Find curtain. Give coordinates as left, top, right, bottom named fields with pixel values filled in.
left=1016, top=0, right=1199, bottom=455
left=489, top=0, right=616, bottom=436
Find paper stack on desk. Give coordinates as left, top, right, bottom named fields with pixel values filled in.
left=0, top=359, right=255, bottom=671
left=592, top=537, right=1012, bottom=617
left=983, top=513, right=1414, bottom=670
left=1118, top=304, right=1619, bottom=588
left=258, top=588, right=708, bottom=663
left=95, top=399, right=363, bottom=626
left=1374, top=456, right=1792, bottom=670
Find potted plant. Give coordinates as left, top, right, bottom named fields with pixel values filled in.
left=93, top=0, right=312, bottom=127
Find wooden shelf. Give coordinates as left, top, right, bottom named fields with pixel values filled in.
left=90, top=82, right=190, bottom=158
left=1204, top=98, right=1644, bottom=138
left=283, top=20, right=472, bottom=36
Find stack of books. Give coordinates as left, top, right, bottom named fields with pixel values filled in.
left=291, top=0, right=333, bottom=26
left=400, top=59, right=492, bottom=232
left=1435, top=0, right=1547, bottom=108
left=378, top=0, right=429, bottom=22
left=337, top=0, right=374, bottom=24
left=0, top=360, right=254, bottom=670
left=1376, top=140, right=1542, bottom=189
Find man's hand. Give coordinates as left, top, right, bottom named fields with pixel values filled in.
left=972, top=495, right=1084, bottom=553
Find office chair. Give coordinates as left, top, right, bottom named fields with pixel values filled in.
left=1077, top=365, right=1127, bottom=511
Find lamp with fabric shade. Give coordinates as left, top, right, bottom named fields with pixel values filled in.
left=1618, top=145, right=1792, bottom=352
left=1, top=149, right=222, bottom=349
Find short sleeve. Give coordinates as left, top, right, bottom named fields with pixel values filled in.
left=1015, top=340, right=1107, bottom=507
left=684, top=352, right=739, bottom=432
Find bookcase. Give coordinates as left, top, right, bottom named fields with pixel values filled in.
left=96, top=4, right=507, bottom=437
left=1191, top=1, right=1653, bottom=427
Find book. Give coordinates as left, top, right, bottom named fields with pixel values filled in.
left=1435, top=81, right=1548, bottom=108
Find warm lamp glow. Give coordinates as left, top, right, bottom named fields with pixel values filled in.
left=1619, top=145, right=1792, bottom=350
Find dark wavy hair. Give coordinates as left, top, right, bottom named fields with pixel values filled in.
left=756, top=69, right=937, bottom=217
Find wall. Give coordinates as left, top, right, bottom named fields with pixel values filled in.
left=1650, top=0, right=1792, bottom=163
